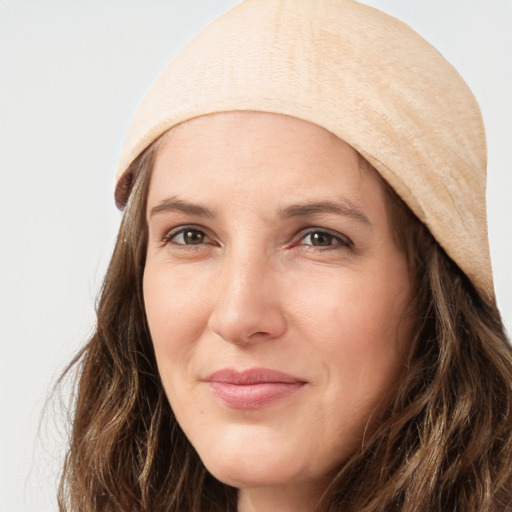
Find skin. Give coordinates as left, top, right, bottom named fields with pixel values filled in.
left=143, top=112, right=413, bottom=512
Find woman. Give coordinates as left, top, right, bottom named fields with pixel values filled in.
left=59, top=1, right=512, bottom=511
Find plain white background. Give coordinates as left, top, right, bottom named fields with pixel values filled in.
left=1, top=1, right=510, bottom=511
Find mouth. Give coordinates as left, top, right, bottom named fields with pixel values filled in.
left=204, top=368, right=307, bottom=410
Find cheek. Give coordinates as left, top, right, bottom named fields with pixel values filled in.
left=299, top=272, right=404, bottom=343
left=296, top=270, right=410, bottom=403
left=143, top=266, right=209, bottom=380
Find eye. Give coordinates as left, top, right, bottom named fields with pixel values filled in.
left=299, top=229, right=351, bottom=248
left=163, top=227, right=211, bottom=246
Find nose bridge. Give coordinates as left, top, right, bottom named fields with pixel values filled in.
left=208, top=243, right=286, bottom=344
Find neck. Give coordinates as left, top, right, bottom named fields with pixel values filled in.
left=237, top=480, right=326, bottom=512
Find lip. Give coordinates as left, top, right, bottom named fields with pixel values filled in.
left=204, top=368, right=307, bottom=410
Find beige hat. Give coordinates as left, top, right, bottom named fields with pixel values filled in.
left=115, top=0, right=492, bottom=299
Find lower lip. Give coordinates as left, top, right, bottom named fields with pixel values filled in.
left=207, top=382, right=305, bottom=409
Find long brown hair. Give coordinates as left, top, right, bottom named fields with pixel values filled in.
left=58, top=139, right=512, bottom=512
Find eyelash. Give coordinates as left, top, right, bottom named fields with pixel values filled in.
left=297, top=228, right=352, bottom=250
left=162, top=226, right=214, bottom=247
left=161, top=225, right=352, bottom=251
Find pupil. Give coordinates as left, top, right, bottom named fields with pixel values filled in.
left=185, top=230, right=204, bottom=244
left=312, top=232, right=332, bottom=246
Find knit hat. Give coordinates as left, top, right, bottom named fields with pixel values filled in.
left=115, top=0, right=492, bottom=298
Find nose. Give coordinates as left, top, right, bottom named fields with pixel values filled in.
left=207, top=252, right=287, bottom=345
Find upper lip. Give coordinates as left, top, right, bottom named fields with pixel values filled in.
left=205, top=368, right=306, bottom=385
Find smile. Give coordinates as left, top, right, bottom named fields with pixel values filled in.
left=205, top=368, right=307, bottom=410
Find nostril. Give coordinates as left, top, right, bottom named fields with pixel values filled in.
left=208, top=301, right=287, bottom=345
left=206, top=256, right=288, bottom=345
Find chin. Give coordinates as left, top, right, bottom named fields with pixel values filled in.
left=196, top=433, right=341, bottom=493
left=205, top=459, right=304, bottom=490
left=192, top=429, right=307, bottom=489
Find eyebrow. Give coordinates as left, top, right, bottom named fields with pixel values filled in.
left=149, top=197, right=371, bottom=226
left=279, top=200, right=371, bottom=226
left=149, top=197, right=216, bottom=218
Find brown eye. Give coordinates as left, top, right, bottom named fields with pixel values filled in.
left=300, top=230, right=350, bottom=248
left=310, top=232, right=334, bottom=246
left=182, top=230, right=205, bottom=245
left=168, top=228, right=208, bottom=245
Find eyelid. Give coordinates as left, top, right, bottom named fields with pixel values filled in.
left=160, top=224, right=351, bottom=250
left=162, top=225, right=213, bottom=245
left=295, top=227, right=352, bottom=248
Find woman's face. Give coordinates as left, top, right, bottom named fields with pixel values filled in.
left=143, top=112, right=413, bottom=498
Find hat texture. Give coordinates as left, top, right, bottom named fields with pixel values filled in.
left=115, top=0, right=492, bottom=298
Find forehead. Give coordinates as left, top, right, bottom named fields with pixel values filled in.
left=147, top=112, right=386, bottom=215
